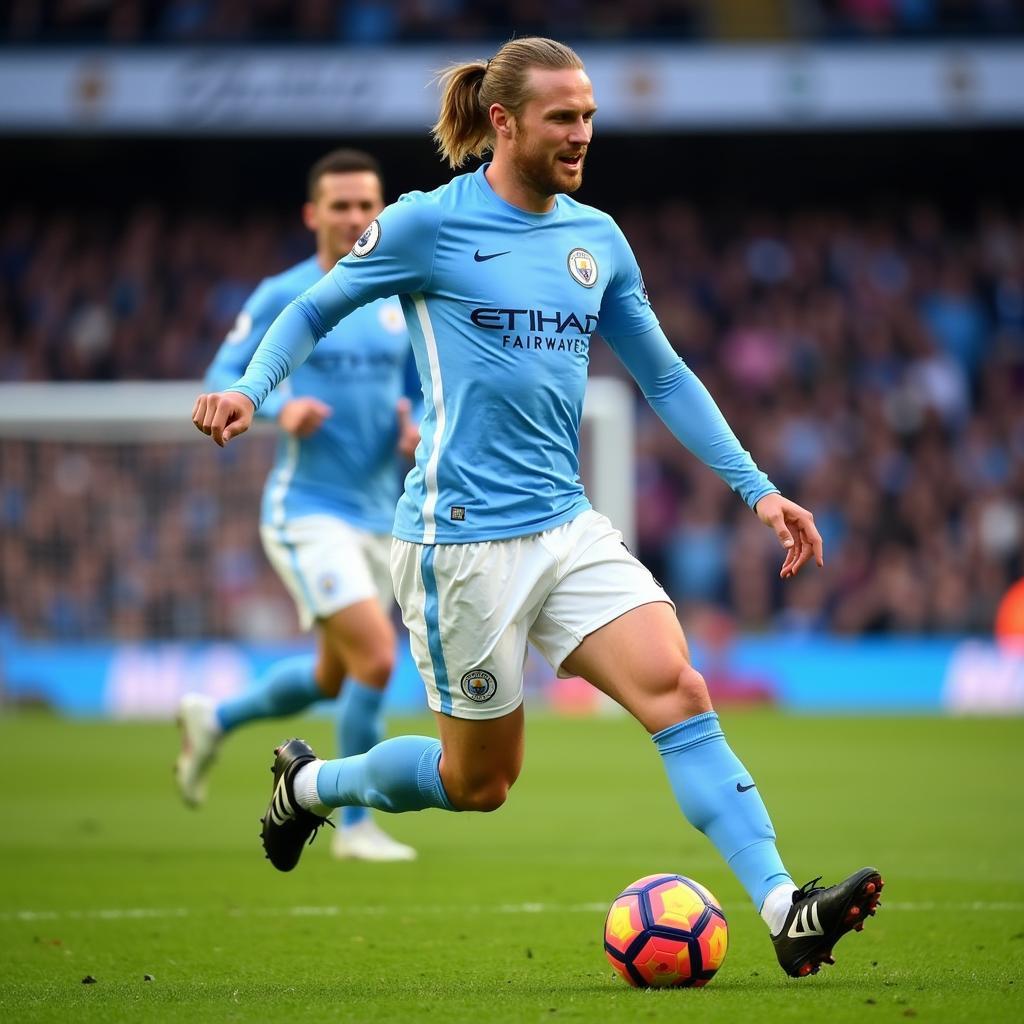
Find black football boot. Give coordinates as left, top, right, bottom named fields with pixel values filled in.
left=772, top=867, right=884, bottom=977
left=259, top=738, right=333, bottom=872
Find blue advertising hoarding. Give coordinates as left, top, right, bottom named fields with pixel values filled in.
left=3, top=634, right=1022, bottom=717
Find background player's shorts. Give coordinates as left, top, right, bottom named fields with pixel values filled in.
left=391, top=509, right=673, bottom=720
left=261, top=514, right=393, bottom=631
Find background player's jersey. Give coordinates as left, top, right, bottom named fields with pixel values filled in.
left=330, top=165, right=660, bottom=544
left=206, top=256, right=415, bottom=533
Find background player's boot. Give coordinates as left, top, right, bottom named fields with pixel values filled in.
left=260, top=738, right=332, bottom=872
left=174, top=693, right=221, bottom=807
left=772, top=867, right=883, bottom=978
left=331, top=818, right=417, bottom=862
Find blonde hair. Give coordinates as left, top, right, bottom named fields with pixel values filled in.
left=432, top=37, right=584, bottom=169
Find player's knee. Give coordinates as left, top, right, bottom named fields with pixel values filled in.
left=314, top=664, right=345, bottom=699
left=444, top=773, right=515, bottom=813
left=672, top=664, right=712, bottom=716
left=350, top=648, right=395, bottom=690
left=452, top=781, right=509, bottom=813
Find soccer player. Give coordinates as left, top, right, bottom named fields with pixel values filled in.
left=192, top=40, right=883, bottom=976
left=176, top=149, right=420, bottom=862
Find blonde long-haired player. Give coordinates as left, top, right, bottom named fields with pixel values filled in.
left=192, top=38, right=882, bottom=977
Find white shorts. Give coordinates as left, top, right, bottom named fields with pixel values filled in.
left=261, top=515, right=394, bottom=631
left=391, top=509, right=673, bottom=720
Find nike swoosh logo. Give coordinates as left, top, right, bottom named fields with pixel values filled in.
left=474, top=249, right=510, bottom=262
left=736, top=782, right=757, bottom=792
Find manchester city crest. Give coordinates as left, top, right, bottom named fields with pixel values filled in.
left=460, top=668, right=498, bottom=703
left=567, top=247, right=598, bottom=288
left=351, top=218, right=381, bottom=258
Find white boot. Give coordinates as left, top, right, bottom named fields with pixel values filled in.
left=174, top=694, right=222, bottom=807
left=331, top=817, right=417, bottom=862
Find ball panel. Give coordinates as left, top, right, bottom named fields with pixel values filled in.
left=632, top=934, right=696, bottom=988
left=604, top=893, right=644, bottom=955
left=697, top=913, right=729, bottom=973
left=647, top=877, right=706, bottom=932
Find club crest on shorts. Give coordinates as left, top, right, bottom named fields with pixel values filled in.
left=351, top=219, right=381, bottom=258
left=318, top=572, right=338, bottom=596
left=567, top=248, right=598, bottom=288
left=460, top=668, right=497, bottom=703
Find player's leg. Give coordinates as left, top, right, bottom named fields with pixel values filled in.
left=433, top=704, right=524, bottom=811
left=559, top=600, right=796, bottom=915
left=261, top=714, right=522, bottom=873
left=174, top=519, right=346, bottom=806
left=259, top=533, right=540, bottom=871
left=319, top=595, right=418, bottom=861
left=293, top=704, right=523, bottom=818
left=536, top=511, right=882, bottom=977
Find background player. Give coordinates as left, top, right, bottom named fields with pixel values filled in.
left=177, top=148, right=420, bottom=862
left=192, top=40, right=882, bottom=976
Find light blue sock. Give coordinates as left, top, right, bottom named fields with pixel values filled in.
left=654, top=711, right=792, bottom=910
left=215, top=655, right=322, bottom=733
left=315, top=735, right=455, bottom=813
left=336, top=679, right=385, bottom=827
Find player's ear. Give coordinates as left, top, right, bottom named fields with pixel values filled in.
left=301, top=201, right=317, bottom=232
left=490, top=103, right=514, bottom=139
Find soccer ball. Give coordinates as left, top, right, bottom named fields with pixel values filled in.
left=604, top=874, right=728, bottom=988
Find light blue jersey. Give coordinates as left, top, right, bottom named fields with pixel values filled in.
left=230, top=166, right=777, bottom=544
left=206, top=255, right=415, bottom=534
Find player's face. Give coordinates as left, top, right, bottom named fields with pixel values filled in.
left=509, top=68, right=595, bottom=197
left=305, top=171, right=384, bottom=263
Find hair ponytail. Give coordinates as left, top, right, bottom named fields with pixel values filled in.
left=432, top=62, right=490, bottom=169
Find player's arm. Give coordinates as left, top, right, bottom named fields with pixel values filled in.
left=203, top=282, right=291, bottom=423
left=608, top=325, right=821, bottom=579
left=600, top=228, right=822, bottom=579
left=193, top=196, right=440, bottom=446
left=199, top=281, right=330, bottom=442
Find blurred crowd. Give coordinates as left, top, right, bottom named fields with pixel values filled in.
left=4, top=0, right=1022, bottom=43
left=1, top=196, right=1022, bottom=640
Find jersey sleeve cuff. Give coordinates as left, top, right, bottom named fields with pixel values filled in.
left=227, top=382, right=261, bottom=410
left=747, top=484, right=780, bottom=511
left=255, top=390, right=285, bottom=421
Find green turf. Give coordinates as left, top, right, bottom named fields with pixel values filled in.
left=1, top=710, right=1022, bottom=1023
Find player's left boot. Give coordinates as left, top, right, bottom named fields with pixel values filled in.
left=772, top=867, right=884, bottom=978
left=331, top=818, right=417, bottom=862
left=174, top=693, right=222, bottom=807
left=260, top=738, right=333, bottom=872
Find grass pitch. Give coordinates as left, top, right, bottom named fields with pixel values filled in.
left=1, top=710, right=1022, bottom=1023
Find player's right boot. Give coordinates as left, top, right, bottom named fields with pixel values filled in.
left=772, top=867, right=883, bottom=978
left=174, top=693, right=222, bottom=807
left=260, top=738, right=333, bottom=872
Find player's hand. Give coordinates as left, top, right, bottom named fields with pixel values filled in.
left=395, top=397, right=420, bottom=459
left=192, top=390, right=255, bottom=447
left=754, top=493, right=824, bottom=580
left=278, top=397, right=333, bottom=438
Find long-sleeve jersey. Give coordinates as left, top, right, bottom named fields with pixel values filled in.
left=229, top=166, right=777, bottom=544
left=206, top=255, right=417, bottom=533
